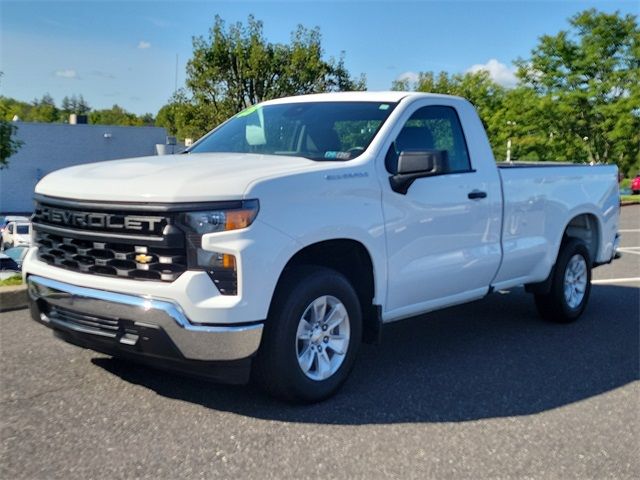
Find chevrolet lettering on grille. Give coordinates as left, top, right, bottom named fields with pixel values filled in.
left=40, top=207, right=164, bottom=233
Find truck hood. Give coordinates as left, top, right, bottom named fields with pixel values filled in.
left=35, top=153, right=323, bottom=203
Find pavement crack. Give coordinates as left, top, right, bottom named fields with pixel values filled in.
left=1, top=379, right=88, bottom=405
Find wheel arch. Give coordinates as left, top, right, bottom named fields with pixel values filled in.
left=526, top=211, right=600, bottom=295
left=269, top=238, right=381, bottom=343
left=560, top=212, right=601, bottom=266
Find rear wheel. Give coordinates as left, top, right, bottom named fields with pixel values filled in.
left=534, top=238, right=592, bottom=323
left=253, top=266, right=362, bottom=403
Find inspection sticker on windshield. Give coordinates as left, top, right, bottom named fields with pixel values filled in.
left=324, top=151, right=351, bottom=160
left=235, top=105, right=260, bottom=117
left=379, top=104, right=390, bottom=110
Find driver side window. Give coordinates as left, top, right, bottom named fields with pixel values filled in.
left=386, top=106, right=472, bottom=174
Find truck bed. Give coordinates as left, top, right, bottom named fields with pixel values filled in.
left=491, top=163, right=619, bottom=290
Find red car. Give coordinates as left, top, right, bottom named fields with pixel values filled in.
left=631, top=175, right=640, bottom=195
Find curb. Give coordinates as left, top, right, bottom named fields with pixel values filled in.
left=0, top=284, right=28, bottom=312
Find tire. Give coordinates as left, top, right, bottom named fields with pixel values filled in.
left=253, top=266, right=362, bottom=403
left=534, top=238, right=592, bottom=323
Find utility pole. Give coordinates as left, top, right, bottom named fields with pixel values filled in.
left=506, top=120, right=516, bottom=162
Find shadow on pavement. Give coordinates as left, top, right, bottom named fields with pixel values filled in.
left=92, top=284, right=639, bottom=424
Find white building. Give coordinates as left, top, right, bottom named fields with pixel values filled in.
left=0, top=122, right=169, bottom=213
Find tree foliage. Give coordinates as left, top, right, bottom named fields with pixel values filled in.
left=394, top=9, right=639, bottom=175
left=0, top=74, right=23, bottom=167
left=89, top=104, right=146, bottom=126
left=61, top=94, right=91, bottom=116
left=0, top=94, right=154, bottom=127
left=516, top=9, right=639, bottom=172
left=161, top=15, right=366, bottom=139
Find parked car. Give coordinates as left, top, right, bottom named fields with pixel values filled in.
left=3, top=246, right=29, bottom=270
left=1, top=222, right=32, bottom=250
left=24, top=92, right=620, bottom=402
left=0, top=215, right=30, bottom=245
left=0, top=252, right=21, bottom=281
left=631, top=174, right=640, bottom=195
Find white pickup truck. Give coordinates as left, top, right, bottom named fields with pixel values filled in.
left=24, top=92, right=620, bottom=402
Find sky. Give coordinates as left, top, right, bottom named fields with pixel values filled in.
left=1, top=0, right=638, bottom=115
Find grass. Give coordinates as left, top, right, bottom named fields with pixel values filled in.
left=0, top=275, right=23, bottom=287
left=621, top=194, right=640, bottom=204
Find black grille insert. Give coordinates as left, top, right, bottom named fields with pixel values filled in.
left=33, top=201, right=187, bottom=282
left=35, top=231, right=187, bottom=281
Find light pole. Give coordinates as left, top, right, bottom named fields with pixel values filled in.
left=506, top=120, right=516, bottom=162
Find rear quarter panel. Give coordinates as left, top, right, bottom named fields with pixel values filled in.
left=493, top=164, right=619, bottom=289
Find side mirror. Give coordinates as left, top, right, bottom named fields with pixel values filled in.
left=390, top=150, right=449, bottom=194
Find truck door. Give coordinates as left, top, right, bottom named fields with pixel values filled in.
left=381, top=104, right=502, bottom=319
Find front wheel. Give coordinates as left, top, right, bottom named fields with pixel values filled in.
left=534, top=238, right=592, bottom=323
left=253, top=266, right=362, bottom=403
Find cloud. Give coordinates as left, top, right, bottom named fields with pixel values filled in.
left=54, top=69, right=78, bottom=79
left=137, top=40, right=151, bottom=49
left=467, top=59, right=517, bottom=87
left=395, top=71, right=420, bottom=84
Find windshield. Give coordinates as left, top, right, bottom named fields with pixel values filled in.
left=16, top=225, right=29, bottom=234
left=189, top=101, right=397, bottom=161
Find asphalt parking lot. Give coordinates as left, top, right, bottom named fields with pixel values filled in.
left=1, top=206, right=638, bottom=479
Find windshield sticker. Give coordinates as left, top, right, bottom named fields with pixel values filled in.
left=235, top=105, right=260, bottom=118
left=324, top=151, right=351, bottom=160
left=379, top=104, right=390, bottom=110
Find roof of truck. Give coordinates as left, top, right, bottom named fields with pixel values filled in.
left=261, top=91, right=463, bottom=105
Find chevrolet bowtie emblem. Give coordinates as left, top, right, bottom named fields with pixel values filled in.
left=135, top=254, right=153, bottom=264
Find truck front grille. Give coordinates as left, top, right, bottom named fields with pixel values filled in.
left=32, top=199, right=187, bottom=283
left=35, top=231, right=187, bottom=281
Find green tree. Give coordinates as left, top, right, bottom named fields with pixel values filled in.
left=517, top=9, right=640, bottom=173
left=393, top=70, right=507, bottom=159
left=89, top=105, right=143, bottom=126
left=0, top=96, right=33, bottom=122
left=156, top=89, right=207, bottom=139
left=139, top=113, right=155, bottom=126
left=174, top=15, right=365, bottom=139
left=60, top=94, right=91, bottom=120
left=0, top=74, right=23, bottom=167
left=29, top=94, right=59, bottom=123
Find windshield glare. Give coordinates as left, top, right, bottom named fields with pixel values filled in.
left=189, top=101, right=397, bottom=161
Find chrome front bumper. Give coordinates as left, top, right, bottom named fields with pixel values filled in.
left=27, top=275, right=263, bottom=362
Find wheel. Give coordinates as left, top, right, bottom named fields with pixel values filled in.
left=253, top=266, right=362, bottom=403
left=534, top=238, right=592, bottom=323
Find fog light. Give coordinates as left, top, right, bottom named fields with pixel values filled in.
left=197, top=249, right=238, bottom=295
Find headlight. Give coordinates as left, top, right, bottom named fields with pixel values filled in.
left=181, top=200, right=259, bottom=235
left=180, top=200, right=259, bottom=296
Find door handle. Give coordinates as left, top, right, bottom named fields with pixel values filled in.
left=468, top=190, right=487, bottom=200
